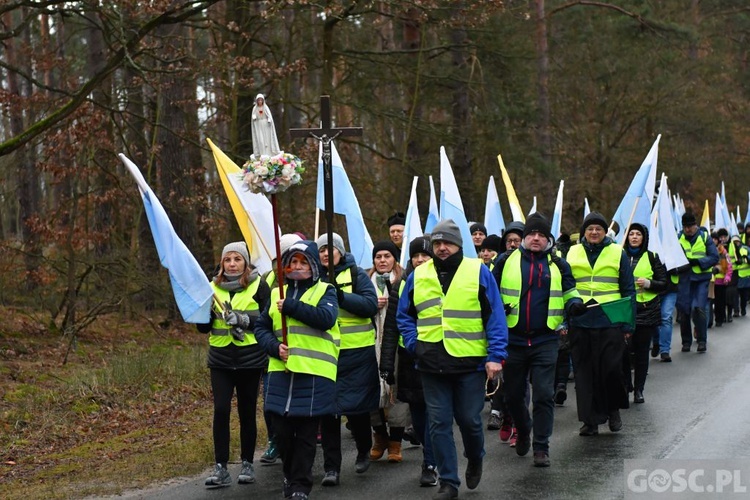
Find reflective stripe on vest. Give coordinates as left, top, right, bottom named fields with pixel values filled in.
left=413, top=258, right=487, bottom=358
left=736, top=246, right=750, bottom=278
left=268, top=282, right=340, bottom=381
left=567, top=244, right=622, bottom=304
left=210, top=279, right=261, bottom=347
left=679, top=232, right=711, bottom=275
left=500, top=250, right=566, bottom=330
left=633, top=253, right=658, bottom=303
left=336, top=267, right=376, bottom=349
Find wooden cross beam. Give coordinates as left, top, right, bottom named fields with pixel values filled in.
left=290, top=95, right=363, bottom=284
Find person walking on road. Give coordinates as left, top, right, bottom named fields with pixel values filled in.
left=254, top=240, right=341, bottom=500
left=677, top=212, right=719, bottom=353
left=567, top=212, right=635, bottom=436
left=493, top=213, right=584, bottom=467
left=398, top=219, right=508, bottom=500
left=198, top=242, right=271, bottom=487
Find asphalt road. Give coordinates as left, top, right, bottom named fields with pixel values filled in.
left=99, top=318, right=750, bottom=500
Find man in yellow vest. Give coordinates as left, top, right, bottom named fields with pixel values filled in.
left=677, top=212, right=719, bottom=353
left=494, top=213, right=584, bottom=467
left=731, top=236, right=750, bottom=316
left=398, top=219, right=507, bottom=500
left=567, top=212, right=635, bottom=436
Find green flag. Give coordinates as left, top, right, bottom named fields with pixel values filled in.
left=598, top=296, right=635, bottom=329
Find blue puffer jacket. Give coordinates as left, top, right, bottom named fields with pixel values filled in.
left=254, top=240, right=340, bottom=417
left=321, top=252, right=380, bottom=415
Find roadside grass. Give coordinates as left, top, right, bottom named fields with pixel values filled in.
left=0, top=309, right=267, bottom=499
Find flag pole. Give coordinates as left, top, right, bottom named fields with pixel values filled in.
left=314, top=206, right=321, bottom=240
left=270, top=194, right=288, bottom=345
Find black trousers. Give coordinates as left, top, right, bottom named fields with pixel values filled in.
left=210, top=367, right=262, bottom=465
left=623, top=325, right=655, bottom=392
left=321, top=412, right=372, bottom=473
left=271, top=413, right=320, bottom=496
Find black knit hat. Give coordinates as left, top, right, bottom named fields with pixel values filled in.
left=372, top=240, right=401, bottom=263
left=409, top=236, right=433, bottom=258
left=581, top=212, right=608, bottom=234
left=469, top=223, right=487, bottom=236
left=682, top=212, right=697, bottom=227
left=523, top=212, right=553, bottom=240
left=387, top=212, right=406, bottom=227
left=480, top=234, right=503, bottom=252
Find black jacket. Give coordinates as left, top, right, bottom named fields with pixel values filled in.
left=626, top=224, right=668, bottom=327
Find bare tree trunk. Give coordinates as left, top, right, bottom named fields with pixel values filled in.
left=533, top=0, right=552, bottom=163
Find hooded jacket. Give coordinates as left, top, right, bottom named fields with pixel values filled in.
left=625, top=223, right=668, bottom=326
left=254, top=241, right=340, bottom=417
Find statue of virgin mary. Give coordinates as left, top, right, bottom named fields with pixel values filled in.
left=251, top=93, right=281, bottom=157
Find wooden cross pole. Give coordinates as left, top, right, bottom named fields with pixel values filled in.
left=290, top=95, right=363, bottom=284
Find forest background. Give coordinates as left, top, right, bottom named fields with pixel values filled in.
left=0, top=0, right=749, bottom=495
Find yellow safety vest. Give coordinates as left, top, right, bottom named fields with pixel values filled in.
left=567, top=243, right=622, bottom=304
left=413, top=258, right=487, bottom=358
left=210, top=279, right=261, bottom=347
left=735, top=245, right=750, bottom=278
left=499, top=250, right=567, bottom=330
left=265, top=271, right=277, bottom=289
left=268, top=282, right=340, bottom=381
left=679, top=232, right=712, bottom=275
left=398, top=280, right=406, bottom=348
left=335, top=267, right=376, bottom=349
left=633, top=253, right=658, bottom=303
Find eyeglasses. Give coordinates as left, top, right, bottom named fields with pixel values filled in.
left=506, top=237, right=521, bottom=244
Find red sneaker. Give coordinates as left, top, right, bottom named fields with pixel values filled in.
left=507, top=428, right=518, bottom=447
left=499, top=419, right=514, bottom=443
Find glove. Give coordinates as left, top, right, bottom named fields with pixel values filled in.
left=688, top=258, right=700, bottom=267
left=224, top=310, right=250, bottom=329
left=569, top=301, right=588, bottom=317
left=380, top=371, right=395, bottom=385
left=230, top=327, right=245, bottom=342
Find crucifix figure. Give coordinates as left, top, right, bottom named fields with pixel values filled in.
left=290, top=95, right=363, bottom=283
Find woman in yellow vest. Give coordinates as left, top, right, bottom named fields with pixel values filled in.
left=254, top=240, right=340, bottom=500
left=624, top=224, right=667, bottom=404
left=567, top=213, right=635, bottom=436
left=315, top=233, right=380, bottom=486
left=197, top=242, right=271, bottom=488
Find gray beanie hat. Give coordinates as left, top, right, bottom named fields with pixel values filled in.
left=315, top=232, right=346, bottom=256
left=222, top=241, right=250, bottom=265
left=279, top=233, right=303, bottom=257
left=431, top=219, right=463, bottom=248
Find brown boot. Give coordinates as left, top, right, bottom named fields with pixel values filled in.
left=387, top=440, right=402, bottom=463
left=370, top=432, right=387, bottom=460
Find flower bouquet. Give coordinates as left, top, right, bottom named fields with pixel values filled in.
left=242, top=152, right=304, bottom=194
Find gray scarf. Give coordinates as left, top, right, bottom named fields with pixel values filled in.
left=216, top=268, right=259, bottom=292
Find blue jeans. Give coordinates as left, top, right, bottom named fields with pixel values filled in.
left=421, top=370, right=486, bottom=489
left=678, top=279, right=709, bottom=345
left=657, top=292, right=678, bottom=354
left=409, top=401, right=435, bottom=467
left=504, top=342, right=557, bottom=452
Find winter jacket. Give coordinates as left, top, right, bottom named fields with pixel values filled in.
left=625, top=224, right=668, bottom=327
left=493, top=243, right=582, bottom=347
left=254, top=240, right=339, bottom=417
left=197, top=276, right=271, bottom=370
left=397, top=250, right=508, bottom=374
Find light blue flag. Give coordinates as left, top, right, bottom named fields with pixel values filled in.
left=551, top=180, right=564, bottom=239
left=439, top=146, right=476, bottom=257
left=611, top=135, right=660, bottom=242
left=653, top=175, right=689, bottom=271
left=425, top=175, right=440, bottom=233
left=720, top=182, right=739, bottom=237
left=400, top=177, right=424, bottom=268
left=583, top=198, right=591, bottom=221
left=715, top=192, right=729, bottom=232
left=119, top=154, right=213, bottom=323
left=483, top=176, right=506, bottom=236
left=316, top=141, right=374, bottom=269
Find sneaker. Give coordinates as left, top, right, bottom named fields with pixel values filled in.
left=238, top=460, right=255, bottom=484
left=205, top=463, right=231, bottom=487
left=579, top=424, right=598, bottom=436
left=681, top=344, right=691, bottom=352
left=533, top=451, right=550, bottom=467
left=260, top=441, right=280, bottom=464
left=404, top=425, right=422, bottom=446
left=697, top=342, right=707, bottom=353
left=554, top=384, right=567, bottom=406
left=660, top=352, right=672, bottom=362
left=650, top=344, right=659, bottom=358
left=608, top=410, right=622, bottom=432
left=465, top=458, right=482, bottom=489
left=499, top=419, right=514, bottom=442
left=420, top=464, right=439, bottom=487
left=509, top=431, right=518, bottom=447
left=487, top=412, right=501, bottom=430
left=432, top=482, right=458, bottom=500
left=321, top=470, right=340, bottom=486
left=515, top=432, right=531, bottom=457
